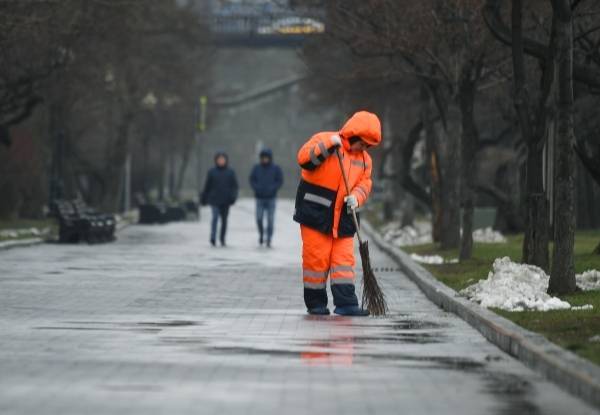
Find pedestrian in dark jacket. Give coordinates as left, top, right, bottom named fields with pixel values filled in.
left=201, top=152, right=238, bottom=246
left=249, top=148, right=283, bottom=247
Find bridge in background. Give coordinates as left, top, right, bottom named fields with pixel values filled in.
left=208, top=2, right=325, bottom=47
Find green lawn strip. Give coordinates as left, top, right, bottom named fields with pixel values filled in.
left=495, top=292, right=600, bottom=366
left=0, top=219, right=57, bottom=241
left=401, top=231, right=600, bottom=366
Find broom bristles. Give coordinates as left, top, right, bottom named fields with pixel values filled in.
left=359, top=240, right=388, bottom=316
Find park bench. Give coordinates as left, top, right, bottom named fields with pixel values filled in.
left=51, top=199, right=116, bottom=243
left=136, top=194, right=196, bottom=224
left=70, top=199, right=116, bottom=242
left=138, top=197, right=168, bottom=224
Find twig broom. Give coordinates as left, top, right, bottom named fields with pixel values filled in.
left=335, top=148, right=387, bottom=316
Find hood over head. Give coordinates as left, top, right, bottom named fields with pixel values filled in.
left=259, top=148, right=273, bottom=160
left=339, top=111, right=382, bottom=147
left=214, top=151, right=228, bottom=166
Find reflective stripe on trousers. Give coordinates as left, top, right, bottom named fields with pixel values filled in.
left=330, top=265, right=355, bottom=285
left=303, top=268, right=327, bottom=289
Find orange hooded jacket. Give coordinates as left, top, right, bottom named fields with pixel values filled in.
left=293, top=111, right=382, bottom=238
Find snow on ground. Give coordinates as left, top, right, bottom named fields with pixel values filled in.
left=576, top=270, right=600, bottom=291
left=410, top=253, right=458, bottom=265
left=381, top=221, right=432, bottom=247
left=461, top=257, right=598, bottom=312
left=0, top=227, right=50, bottom=239
left=381, top=221, right=507, bottom=247
left=572, top=305, right=594, bottom=311
left=472, top=227, right=507, bottom=243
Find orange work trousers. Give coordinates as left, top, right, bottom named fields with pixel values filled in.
left=301, top=225, right=359, bottom=309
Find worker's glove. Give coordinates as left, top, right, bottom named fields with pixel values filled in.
left=344, top=194, right=358, bottom=213
left=330, top=134, right=342, bottom=148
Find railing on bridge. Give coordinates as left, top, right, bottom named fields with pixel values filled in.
left=211, top=7, right=325, bottom=47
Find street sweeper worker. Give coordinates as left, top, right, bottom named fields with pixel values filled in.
left=293, top=111, right=381, bottom=316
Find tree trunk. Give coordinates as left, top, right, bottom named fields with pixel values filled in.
left=141, top=137, right=150, bottom=199
left=102, top=109, right=133, bottom=212
left=421, top=84, right=442, bottom=242
left=175, top=142, right=192, bottom=198
left=436, top=104, right=462, bottom=250
left=168, top=152, right=176, bottom=199
left=401, top=121, right=432, bottom=208
left=512, top=0, right=550, bottom=270
left=523, top=190, right=550, bottom=270
left=401, top=196, right=415, bottom=227
left=459, top=64, right=480, bottom=261
left=522, top=145, right=550, bottom=270
left=421, top=80, right=462, bottom=249
left=158, top=147, right=166, bottom=201
left=549, top=0, right=576, bottom=294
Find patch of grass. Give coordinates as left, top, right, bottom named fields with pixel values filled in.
left=0, top=218, right=57, bottom=241
left=0, top=218, right=55, bottom=230
left=400, top=230, right=600, bottom=366
left=495, top=290, right=600, bottom=366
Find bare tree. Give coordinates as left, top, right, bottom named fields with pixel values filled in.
left=548, top=0, right=577, bottom=294
left=0, top=0, right=212, bottom=216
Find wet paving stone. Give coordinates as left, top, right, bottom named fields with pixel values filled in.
left=0, top=199, right=597, bottom=415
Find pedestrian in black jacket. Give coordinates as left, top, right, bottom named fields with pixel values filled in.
left=200, top=152, right=238, bottom=246
left=249, top=148, right=283, bottom=247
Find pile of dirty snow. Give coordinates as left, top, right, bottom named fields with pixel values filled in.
left=461, top=257, right=575, bottom=311
left=381, top=222, right=507, bottom=246
left=410, top=253, right=458, bottom=265
left=381, top=221, right=432, bottom=247
left=0, top=227, right=50, bottom=239
left=472, top=227, right=507, bottom=243
left=576, top=270, right=600, bottom=291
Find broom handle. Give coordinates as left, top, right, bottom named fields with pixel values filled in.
left=335, top=147, right=363, bottom=244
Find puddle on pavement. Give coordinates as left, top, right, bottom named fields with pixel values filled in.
left=352, top=332, right=444, bottom=344
left=351, top=319, right=448, bottom=330
left=206, top=346, right=300, bottom=358
left=33, top=326, right=161, bottom=333
left=33, top=319, right=202, bottom=333
left=30, top=314, right=540, bottom=413
left=482, top=371, right=540, bottom=415
left=0, top=276, right=40, bottom=282
left=200, top=343, right=487, bottom=371
left=135, top=320, right=199, bottom=327
left=100, top=384, right=164, bottom=392
left=31, top=313, right=538, bottom=414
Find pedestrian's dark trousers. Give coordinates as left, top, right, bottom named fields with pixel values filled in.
left=256, top=198, right=276, bottom=243
left=210, top=205, right=230, bottom=244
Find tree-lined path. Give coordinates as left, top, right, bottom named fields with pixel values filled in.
left=0, top=200, right=595, bottom=415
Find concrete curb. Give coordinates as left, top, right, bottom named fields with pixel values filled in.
left=0, top=212, right=136, bottom=252
left=0, top=238, right=44, bottom=251
left=362, top=220, right=600, bottom=409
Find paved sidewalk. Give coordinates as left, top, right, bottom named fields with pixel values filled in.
left=0, top=199, right=596, bottom=415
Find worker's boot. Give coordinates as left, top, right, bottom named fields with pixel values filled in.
left=333, top=305, right=369, bottom=316
left=307, top=307, right=330, bottom=315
